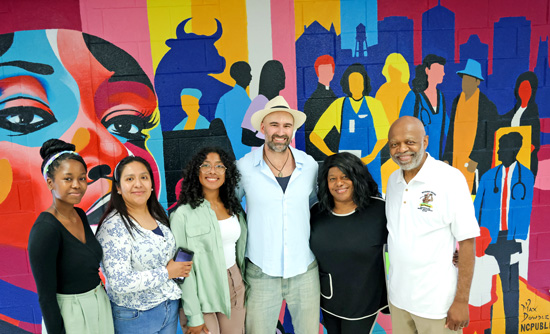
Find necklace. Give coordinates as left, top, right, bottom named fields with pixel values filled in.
left=54, top=206, right=76, bottom=224
left=264, top=150, right=290, bottom=177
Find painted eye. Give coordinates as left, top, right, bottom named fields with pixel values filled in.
left=8, top=114, right=43, bottom=124
left=102, top=114, right=154, bottom=141
left=106, top=123, right=139, bottom=135
left=0, top=106, right=56, bottom=135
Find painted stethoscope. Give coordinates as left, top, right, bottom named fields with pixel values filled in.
left=416, top=92, right=439, bottom=127
left=493, top=163, right=527, bottom=200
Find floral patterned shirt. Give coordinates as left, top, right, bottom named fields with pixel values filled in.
left=96, top=212, right=181, bottom=310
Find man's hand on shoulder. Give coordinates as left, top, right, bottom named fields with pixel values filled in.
left=445, top=300, right=469, bottom=331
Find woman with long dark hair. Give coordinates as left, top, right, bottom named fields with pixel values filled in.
left=501, top=71, right=540, bottom=175
left=310, top=152, right=388, bottom=333
left=96, top=156, right=191, bottom=334
left=28, top=138, right=114, bottom=334
left=400, top=54, right=448, bottom=160
left=171, top=147, right=247, bottom=334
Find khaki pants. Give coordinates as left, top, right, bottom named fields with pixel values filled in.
left=389, top=301, right=462, bottom=334
left=56, top=283, right=114, bottom=334
left=180, top=264, right=246, bottom=334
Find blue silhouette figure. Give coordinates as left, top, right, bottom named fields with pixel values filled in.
left=474, top=132, right=534, bottom=334
left=215, top=61, right=252, bottom=159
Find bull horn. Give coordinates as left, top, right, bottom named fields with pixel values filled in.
left=211, top=19, right=223, bottom=41
left=176, top=18, right=192, bottom=39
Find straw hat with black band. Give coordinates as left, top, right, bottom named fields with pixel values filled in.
left=250, top=96, right=307, bottom=132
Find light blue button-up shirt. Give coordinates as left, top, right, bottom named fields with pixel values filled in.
left=236, top=145, right=318, bottom=278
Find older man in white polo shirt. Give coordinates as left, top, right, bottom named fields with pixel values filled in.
left=385, top=116, right=479, bottom=333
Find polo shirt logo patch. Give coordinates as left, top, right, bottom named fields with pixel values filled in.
left=418, top=191, right=436, bottom=212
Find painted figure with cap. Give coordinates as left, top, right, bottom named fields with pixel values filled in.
left=236, top=96, right=320, bottom=333
left=386, top=116, right=479, bottom=333
left=442, top=59, right=498, bottom=193
left=173, top=88, right=211, bottom=131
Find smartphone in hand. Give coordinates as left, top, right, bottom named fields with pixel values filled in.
left=173, top=247, right=194, bottom=284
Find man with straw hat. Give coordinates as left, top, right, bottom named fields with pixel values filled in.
left=236, top=95, right=320, bottom=333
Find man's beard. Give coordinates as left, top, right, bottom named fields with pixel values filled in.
left=391, top=141, right=425, bottom=171
left=266, top=135, right=290, bottom=153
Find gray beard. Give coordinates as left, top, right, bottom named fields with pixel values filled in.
left=392, top=143, right=425, bottom=171
left=267, top=139, right=289, bottom=153
left=267, top=142, right=288, bottom=153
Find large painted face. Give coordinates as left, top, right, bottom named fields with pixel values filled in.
left=0, top=30, right=159, bottom=245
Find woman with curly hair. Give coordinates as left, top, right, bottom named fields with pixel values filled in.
left=171, top=147, right=247, bottom=334
left=310, top=152, right=388, bottom=333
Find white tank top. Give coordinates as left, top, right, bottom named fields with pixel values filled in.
left=218, top=215, right=240, bottom=269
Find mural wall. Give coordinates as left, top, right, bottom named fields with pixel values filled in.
left=1, top=0, right=550, bottom=333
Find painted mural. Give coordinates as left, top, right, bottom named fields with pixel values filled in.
left=1, top=0, right=550, bottom=333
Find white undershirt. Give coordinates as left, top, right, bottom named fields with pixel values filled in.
left=511, top=106, right=527, bottom=127
left=218, top=215, right=241, bottom=269
left=500, top=162, right=517, bottom=231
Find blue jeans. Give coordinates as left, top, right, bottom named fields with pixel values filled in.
left=245, top=259, right=320, bottom=334
left=111, top=299, right=179, bottom=334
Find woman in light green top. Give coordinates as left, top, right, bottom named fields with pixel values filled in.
left=170, top=147, right=247, bottom=334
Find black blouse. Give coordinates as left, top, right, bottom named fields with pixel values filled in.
left=28, top=207, right=103, bottom=334
left=310, top=198, right=388, bottom=319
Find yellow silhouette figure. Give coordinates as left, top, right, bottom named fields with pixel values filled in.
left=375, top=53, right=411, bottom=125
left=173, top=88, right=210, bottom=131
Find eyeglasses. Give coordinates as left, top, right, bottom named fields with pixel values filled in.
left=199, top=164, right=227, bottom=174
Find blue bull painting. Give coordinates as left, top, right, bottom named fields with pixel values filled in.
left=155, top=18, right=232, bottom=131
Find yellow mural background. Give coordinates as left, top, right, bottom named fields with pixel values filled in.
left=494, top=126, right=532, bottom=169
left=490, top=276, right=550, bottom=333
left=147, top=0, right=248, bottom=87
left=294, top=0, right=341, bottom=39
